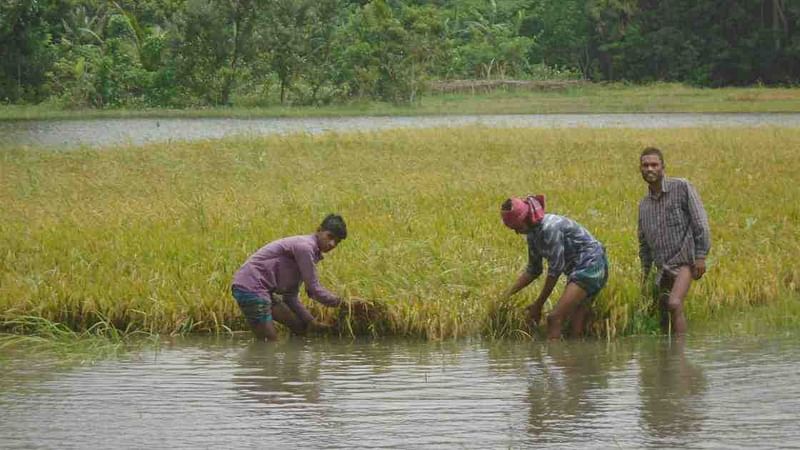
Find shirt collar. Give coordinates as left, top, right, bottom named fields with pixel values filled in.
left=648, top=176, right=669, bottom=199
left=525, top=219, right=545, bottom=237
left=311, top=234, right=324, bottom=262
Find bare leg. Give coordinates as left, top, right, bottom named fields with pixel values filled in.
left=546, top=282, right=589, bottom=340
left=666, top=266, right=692, bottom=337
left=657, top=277, right=673, bottom=333
left=251, top=321, right=278, bottom=341
left=271, top=302, right=309, bottom=335
left=569, top=302, right=592, bottom=338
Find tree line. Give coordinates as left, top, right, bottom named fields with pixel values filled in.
left=1, top=0, right=798, bottom=107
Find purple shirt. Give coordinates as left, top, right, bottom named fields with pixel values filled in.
left=232, top=234, right=341, bottom=322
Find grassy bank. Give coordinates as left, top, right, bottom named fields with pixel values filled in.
left=1, top=127, right=799, bottom=339
left=2, top=83, right=800, bottom=121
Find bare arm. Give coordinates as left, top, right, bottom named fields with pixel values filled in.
left=500, top=236, right=544, bottom=300
left=534, top=275, right=559, bottom=308
left=526, top=274, right=559, bottom=325
left=501, top=271, right=536, bottom=300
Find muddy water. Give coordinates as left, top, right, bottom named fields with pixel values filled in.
left=2, top=113, right=800, bottom=149
left=1, top=335, right=798, bottom=449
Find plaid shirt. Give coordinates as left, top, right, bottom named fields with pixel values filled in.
left=638, top=177, right=711, bottom=276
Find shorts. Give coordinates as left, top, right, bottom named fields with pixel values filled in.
left=569, top=252, right=609, bottom=299
left=231, top=287, right=272, bottom=324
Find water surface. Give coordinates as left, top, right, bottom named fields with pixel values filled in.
left=1, top=335, right=798, bottom=449
left=2, top=113, right=800, bottom=148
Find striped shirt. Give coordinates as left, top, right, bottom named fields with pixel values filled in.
left=526, top=214, right=605, bottom=279
left=638, top=177, right=711, bottom=276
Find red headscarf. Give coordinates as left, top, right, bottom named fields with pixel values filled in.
left=501, top=195, right=546, bottom=231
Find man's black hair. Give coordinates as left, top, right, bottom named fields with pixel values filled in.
left=320, top=214, right=347, bottom=240
left=640, top=147, right=665, bottom=166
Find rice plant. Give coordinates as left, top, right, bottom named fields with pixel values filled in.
left=2, top=127, right=799, bottom=339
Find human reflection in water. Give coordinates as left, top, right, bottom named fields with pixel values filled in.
left=638, top=338, right=707, bottom=442
left=518, top=341, right=633, bottom=440
left=231, top=337, right=408, bottom=408
left=482, top=340, right=633, bottom=447
left=233, top=340, right=324, bottom=406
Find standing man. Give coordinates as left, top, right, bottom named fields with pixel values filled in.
left=498, top=195, right=609, bottom=340
left=638, top=147, right=711, bottom=337
left=231, top=214, right=351, bottom=341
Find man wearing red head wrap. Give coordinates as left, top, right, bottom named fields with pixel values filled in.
left=499, top=196, right=609, bottom=340
left=501, top=195, right=545, bottom=231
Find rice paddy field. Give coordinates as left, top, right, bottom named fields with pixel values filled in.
left=1, top=127, right=799, bottom=339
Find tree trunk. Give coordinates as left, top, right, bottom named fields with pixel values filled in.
left=224, top=5, right=241, bottom=105
left=17, top=58, right=22, bottom=101
left=772, top=0, right=788, bottom=50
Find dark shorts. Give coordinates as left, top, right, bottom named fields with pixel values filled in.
left=568, top=252, right=609, bottom=299
left=231, top=287, right=272, bottom=324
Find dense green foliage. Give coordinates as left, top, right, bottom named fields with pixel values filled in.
left=1, top=1, right=799, bottom=106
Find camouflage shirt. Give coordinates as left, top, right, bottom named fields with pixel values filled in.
left=526, top=214, right=605, bottom=279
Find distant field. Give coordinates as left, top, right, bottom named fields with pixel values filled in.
left=1, top=127, right=799, bottom=339
left=2, top=83, right=800, bottom=121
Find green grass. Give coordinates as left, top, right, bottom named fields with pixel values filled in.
left=0, top=315, right=158, bottom=362
left=2, top=83, right=799, bottom=121
left=1, top=127, right=799, bottom=339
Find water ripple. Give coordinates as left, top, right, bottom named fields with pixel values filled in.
left=1, top=336, right=799, bottom=449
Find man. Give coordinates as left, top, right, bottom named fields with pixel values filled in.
left=638, top=147, right=711, bottom=336
left=498, top=195, right=609, bottom=340
left=231, top=214, right=351, bottom=341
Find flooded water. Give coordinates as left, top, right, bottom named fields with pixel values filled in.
left=1, top=335, right=798, bottom=449
left=2, top=113, right=800, bottom=149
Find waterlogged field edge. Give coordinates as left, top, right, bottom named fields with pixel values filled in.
left=1, top=127, right=798, bottom=340
left=0, top=315, right=159, bottom=361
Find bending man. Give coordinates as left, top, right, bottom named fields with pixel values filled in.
left=231, top=214, right=350, bottom=341
left=498, top=196, right=609, bottom=340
